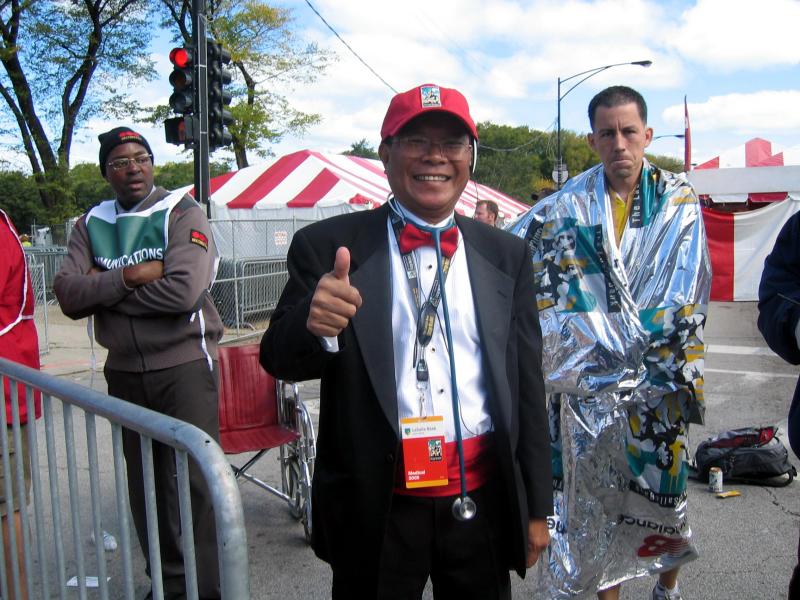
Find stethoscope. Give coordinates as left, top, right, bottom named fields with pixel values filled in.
left=389, top=198, right=477, bottom=521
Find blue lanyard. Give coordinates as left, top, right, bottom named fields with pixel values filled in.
left=389, top=201, right=476, bottom=520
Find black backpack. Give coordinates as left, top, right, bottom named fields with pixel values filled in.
left=691, top=425, right=797, bottom=487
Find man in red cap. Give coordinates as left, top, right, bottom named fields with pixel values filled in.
left=261, top=83, right=552, bottom=598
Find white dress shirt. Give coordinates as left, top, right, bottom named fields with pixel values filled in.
left=388, top=208, right=493, bottom=443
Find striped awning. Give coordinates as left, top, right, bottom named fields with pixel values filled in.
left=694, top=138, right=800, bottom=203
left=184, top=149, right=529, bottom=220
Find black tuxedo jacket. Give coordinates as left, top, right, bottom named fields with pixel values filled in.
left=260, top=203, right=551, bottom=581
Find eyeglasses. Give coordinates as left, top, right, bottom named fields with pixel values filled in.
left=106, top=155, right=152, bottom=171
left=394, top=137, right=472, bottom=160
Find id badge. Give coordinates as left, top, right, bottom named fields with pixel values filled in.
left=400, top=416, right=448, bottom=489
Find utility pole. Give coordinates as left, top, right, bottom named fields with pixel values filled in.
left=166, top=1, right=231, bottom=218
left=193, top=0, right=211, bottom=218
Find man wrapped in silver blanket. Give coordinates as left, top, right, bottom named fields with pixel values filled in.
left=508, top=86, right=711, bottom=600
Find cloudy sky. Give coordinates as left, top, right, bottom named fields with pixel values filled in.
left=68, top=0, right=799, bottom=177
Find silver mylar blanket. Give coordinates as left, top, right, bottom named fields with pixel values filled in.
left=507, top=160, right=712, bottom=597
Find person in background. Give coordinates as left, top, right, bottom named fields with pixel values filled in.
left=260, top=83, right=552, bottom=599
left=18, top=234, right=31, bottom=248
left=54, top=127, right=223, bottom=600
left=756, top=209, right=800, bottom=599
left=531, top=189, right=556, bottom=205
left=508, top=86, right=711, bottom=600
left=473, top=199, right=499, bottom=226
left=0, top=208, right=42, bottom=600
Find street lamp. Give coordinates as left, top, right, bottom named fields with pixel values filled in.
left=652, top=134, right=685, bottom=141
left=555, top=60, right=653, bottom=188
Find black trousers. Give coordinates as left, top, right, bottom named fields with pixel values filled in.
left=106, top=360, right=220, bottom=600
left=790, top=524, right=800, bottom=599
left=333, top=479, right=512, bottom=600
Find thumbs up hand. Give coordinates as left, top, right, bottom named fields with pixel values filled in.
left=307, top=247, right=363, bottom=337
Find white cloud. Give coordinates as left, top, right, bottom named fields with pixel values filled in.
left=667, top=0, right=800, bottom=70
left=30, top=0, right=800, bottom=177
left=663, top=90, right=800, bottom=134
left=306, top=0, right=675, bottom=87
left=276, top=0, right=686, bottom=153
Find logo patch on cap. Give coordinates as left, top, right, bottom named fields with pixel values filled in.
left=190, top=229, right=208, bottom=251
left=420, top=85, right=442, bottom=108
left=118, top=131, right=144, bottom=143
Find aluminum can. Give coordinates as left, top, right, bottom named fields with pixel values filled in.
left=708, top=466, right=723, bottom=493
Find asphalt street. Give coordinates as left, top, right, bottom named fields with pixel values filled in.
left=38, top=300, right=799, bottom=599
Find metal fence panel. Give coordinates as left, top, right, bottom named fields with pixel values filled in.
left=211, top=259, right=289, bottom=334
left=25, top=260, right=49, bottom=355
left=0, top=358, right=250, bottom=599
left=24, top=248, right=67, bottom=297
left=210, top=218, right=315, bottom=260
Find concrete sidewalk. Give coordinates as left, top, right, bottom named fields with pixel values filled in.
left=39, top=305, right=108, bottom=377
left=31, top=301, right=800, bottom=599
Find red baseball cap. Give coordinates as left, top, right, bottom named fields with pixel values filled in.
left=380, top=83, right=478, bottom=142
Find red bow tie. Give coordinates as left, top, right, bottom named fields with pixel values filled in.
left=398, top=222, right=459, bottom=257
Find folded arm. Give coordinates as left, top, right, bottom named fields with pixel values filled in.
left=110, top=202, right=217, bottom=317
left=54, top=218, right=133, bottom=319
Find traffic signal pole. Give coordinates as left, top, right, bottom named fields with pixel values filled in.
left=166, top=1, right=232, bottom=219
left=193, top=0, right=211, bottom=218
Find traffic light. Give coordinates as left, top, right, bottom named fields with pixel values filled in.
left=164, top=116, right=195, bottom=146
left=207, top=40, right=233, bottom=148
left=168, top=46, right=196, bottom=115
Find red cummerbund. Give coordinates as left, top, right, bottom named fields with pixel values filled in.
left=394, top=432, right=496, bottom=497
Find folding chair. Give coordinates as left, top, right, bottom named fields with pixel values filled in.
left=217, top=343, right=315, bottom=541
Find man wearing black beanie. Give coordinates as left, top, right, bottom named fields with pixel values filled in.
left=55, top=126, right=223, bottom=599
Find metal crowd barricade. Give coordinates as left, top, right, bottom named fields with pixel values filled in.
left=24, top=247, right=67, bottom=297
left=0, top=358, right=250, bottom=599
left=211, top=259, right=289, bottom=335
left=24, top=259, right=49, bottom=355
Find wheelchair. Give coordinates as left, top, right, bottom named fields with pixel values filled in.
left=217, top=343, right=316, bottom=541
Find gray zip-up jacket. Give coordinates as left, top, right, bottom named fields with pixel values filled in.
left=54, top=187, right=223, bottom=372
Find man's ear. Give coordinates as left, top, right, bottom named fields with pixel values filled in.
left=378, top=141, right=390, bottom=170
left=644, top=126, right=654, bottom=149
left=587, top=132, right=596, bottom=152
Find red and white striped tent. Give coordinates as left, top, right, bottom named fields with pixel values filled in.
left=702, top=199, right=800, bottom=301
left=186, top=149, right=529, bottom=222
left=690, top=138, right=800, bottom=301
left=695, top=137, right=800, bottom=204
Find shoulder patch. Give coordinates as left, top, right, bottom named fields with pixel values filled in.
left=190, top=229, right=208, bottom=251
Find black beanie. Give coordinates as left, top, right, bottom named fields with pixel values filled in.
left=98, top=127, right=153, bottom=176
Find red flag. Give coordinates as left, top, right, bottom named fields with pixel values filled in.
left=684, top=95, right=692, bottom=172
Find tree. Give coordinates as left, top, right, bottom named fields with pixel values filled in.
left=69, top=162, right=114, bottom=215
left=646, top=153, right=683, bottom=173
left=0, top=1, right=157, bottom=221
left=473, top=122, right=688, bottom=202
left=155, top=159, right=234, bottom=190
left=158, top=0, right=331, bottom=168
left=0, top=171, right=45, bottom=233
left=342, top=139, right=378, bottom=159
left=474, top=122, right=552, bottom=202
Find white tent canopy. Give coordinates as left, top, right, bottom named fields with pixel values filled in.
left=179, top=149, right=529, bottom=221
left=690, top=137, right=800, bottom=204
left=176, top=149, right=531, bottom=258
